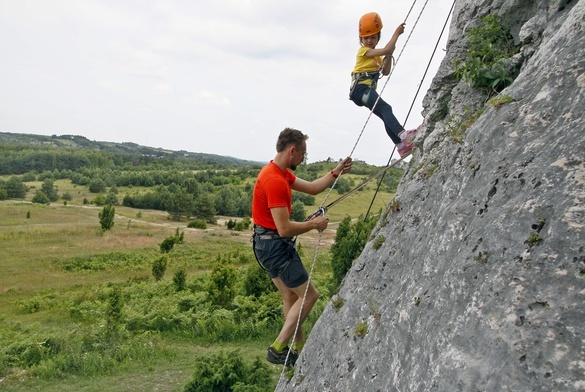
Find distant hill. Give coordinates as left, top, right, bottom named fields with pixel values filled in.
left=0, top=132, right=263, bottom=169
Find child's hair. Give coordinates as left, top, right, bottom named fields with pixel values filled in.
left=359, top=32, right=381, bottom=46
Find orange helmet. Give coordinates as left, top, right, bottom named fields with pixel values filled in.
left=359, top=12, right=383, bottom=37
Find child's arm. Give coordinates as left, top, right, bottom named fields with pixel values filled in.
left=365, top=23, right=406, bottom=73
left=381, top=55, right=392, bottom=75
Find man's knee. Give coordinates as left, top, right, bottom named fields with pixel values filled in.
left=306, top=285, right=319, bottom=305
left=282, top=290, right=298, bottom=304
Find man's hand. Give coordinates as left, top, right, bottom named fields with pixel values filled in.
left=335, top=157, right=353, bottom=175
left=310, top=214, right=329, bottom=232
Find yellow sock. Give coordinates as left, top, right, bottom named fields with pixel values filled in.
left=271, top=339, right=288, bottom=353
left=292, top=341, right=305, bottom=352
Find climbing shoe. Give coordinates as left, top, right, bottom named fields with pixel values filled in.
left=266, top=346, right=298, bottom=366
left=400, top=125, right=420, bottom=145
left=397, top=141, right=415, bottom=158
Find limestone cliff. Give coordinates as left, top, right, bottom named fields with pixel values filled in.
left=278, top=0, right=585, bottom=390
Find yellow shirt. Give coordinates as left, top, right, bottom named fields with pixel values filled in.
left=351, top=46, right=382, bottom=86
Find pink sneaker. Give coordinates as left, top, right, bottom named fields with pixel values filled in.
left=400, top=125, right=421, bottom=145
left=397, top=141, right=415, bottom=158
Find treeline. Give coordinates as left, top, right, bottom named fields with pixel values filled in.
left=1, top=162, right=404, bottom=222
left=0, top=136, right=260, bottom=175
left=0, top=136, right=405, bottom=221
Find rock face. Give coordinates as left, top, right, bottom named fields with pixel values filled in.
left=278, top=0, right=585, bottom=391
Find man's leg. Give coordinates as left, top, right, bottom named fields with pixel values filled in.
left=272, top=277, right=318, bottom=346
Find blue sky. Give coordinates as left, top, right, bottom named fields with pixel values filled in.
left=0, top=0, right=453, bottom=166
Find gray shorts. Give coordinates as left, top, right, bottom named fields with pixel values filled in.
left=253, top=228, right=308, bottom=288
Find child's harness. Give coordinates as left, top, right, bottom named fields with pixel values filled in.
left=349, top=70, right=381, bottom=98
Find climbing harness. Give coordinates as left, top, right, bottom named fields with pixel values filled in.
left=349, top=69, right=381, bottom=98
left=251, top=225, right=296, bottom=275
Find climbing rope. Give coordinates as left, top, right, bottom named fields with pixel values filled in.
left=275, top=0, right=454, bottom=386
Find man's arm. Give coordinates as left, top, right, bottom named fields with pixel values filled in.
left=271, top=206, right=328, bottom=238
left=292, top=157, right=352, bottom=195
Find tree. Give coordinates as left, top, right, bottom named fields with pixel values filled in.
left=5, top=176, right=27, bottom=198
left=330, top=213, right=378, bottom=290
left=88, top=178, right=106, bottom=193
left=32, top=190, right=50, bottom=204
left=40, top=179, right=59, bottom=201
left=290, top=200, right=307, bottom=222
left=98, top=204, right=115, bottom=231
left=167, top=188, right=194, bottom=221
left=192, top=193, right=216, bottom=222
left=105, top=191, right=118, bottom=206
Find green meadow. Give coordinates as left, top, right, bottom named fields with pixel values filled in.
left=0, top=172, right=397, bottom=391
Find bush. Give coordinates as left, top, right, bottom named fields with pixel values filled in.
left=330, top=213, right=378, bottom=291
left=88, top=178, right=106, bottom=193
left=32, top=190, right=50, bottom=205
left=290, top=200, right=306, bottom=222
left=240, top=264, right=274, bottom=297
left=183, top=350, right=272, bottom=392
left=61, top=192, right=73, bottom=201
left=173, top=269, right=187, bottom=292
left=455, top=14, right=519, bottom=93
left=188, top=219, right=207, bottom=229
left=207, top=256, right=237, bottom=307
left=160, top=230, right=184, bottom=253
left=152, top=255, right=168, bottom=281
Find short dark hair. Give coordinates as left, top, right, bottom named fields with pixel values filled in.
left=276, top=127, right=308, bottom=152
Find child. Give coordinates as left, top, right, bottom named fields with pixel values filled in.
left=349, top=12, right=418, bottom=158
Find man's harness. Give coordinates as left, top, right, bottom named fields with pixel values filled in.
left=251, top=225, right=296, bottom=275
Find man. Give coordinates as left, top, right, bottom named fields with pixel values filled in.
left=251, top=127, right=352, bottom=366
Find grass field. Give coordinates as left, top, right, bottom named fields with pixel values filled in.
left=0, top=176, right=395, bottom=391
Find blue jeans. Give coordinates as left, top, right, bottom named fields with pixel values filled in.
left=350, top=82, right=403, bottom=145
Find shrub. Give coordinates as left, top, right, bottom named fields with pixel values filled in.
left=160, top=230, right=184, bottom=253
left=240, top=264, right=274, bottom=297
left=330, top=213, right=378, bottom=290
left=183, top=350, right=272, bottom=392
left=160, top=237, right=176, bottom=253
left=152, top=255, right=168, bottom=281
left=188, top=219, right=207, bottom=229
left=290, top=200, right=306, bottom=222
left=173, top=269, right=187, bottom=292
left=88, top=178, right=106, bottom=193
left=105, top=286, right=123, bottom=327
left=207, top=256, right=237, bottom=307
left=62, top=192, right=73, bottom=201
left=32, top=190, right=50, bottom=205
left=455, top=14, right=519, bottom=93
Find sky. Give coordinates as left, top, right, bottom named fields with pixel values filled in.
left=0, top=0, right=453, bottom=166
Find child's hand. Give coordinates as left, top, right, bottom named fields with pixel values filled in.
left=395, top=23, right=406, bottom=36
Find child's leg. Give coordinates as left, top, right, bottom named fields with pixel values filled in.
left=360, top=88, right=403, bottom=145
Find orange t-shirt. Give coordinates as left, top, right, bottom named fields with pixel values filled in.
left=252, top=161, right=296, bottom=231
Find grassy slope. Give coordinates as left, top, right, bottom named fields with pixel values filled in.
left=0, top=175, right=395, bottom=391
